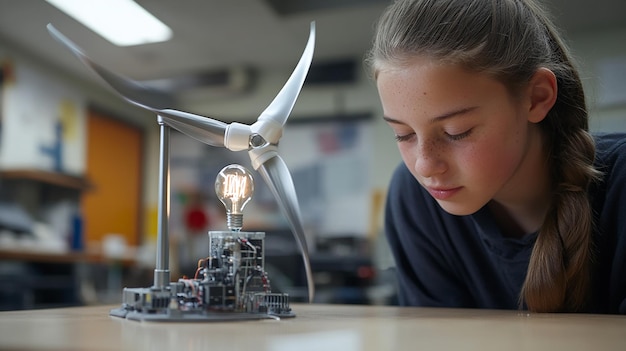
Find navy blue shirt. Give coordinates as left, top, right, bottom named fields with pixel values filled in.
left=385, top=133, right=626, bottom=314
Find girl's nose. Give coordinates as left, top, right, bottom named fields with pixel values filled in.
left=413, top=141, right=447, bottom=178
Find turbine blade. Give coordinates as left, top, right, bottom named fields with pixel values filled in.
left=158, top=109, right=227, bottom=147
left=257, top=22, right=315, bottom=127
left=257, top=155, right=315, bottom=303
left=47, top=24, right=174, bottom=111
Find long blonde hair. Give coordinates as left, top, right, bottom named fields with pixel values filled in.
left=366, top=0, right=601, bottom=312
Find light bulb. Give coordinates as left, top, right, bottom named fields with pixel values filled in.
left=215, top=164, right=254, bottom=231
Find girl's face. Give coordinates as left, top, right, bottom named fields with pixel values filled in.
left=377, top=58, right=548, bottom=216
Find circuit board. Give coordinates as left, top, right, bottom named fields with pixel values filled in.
left=110, top=230, right=294, bottom=322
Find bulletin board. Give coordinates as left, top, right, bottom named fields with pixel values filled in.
left=278, top=113, right=373, bottom=238
left=0, top=59, right=86, bottom=175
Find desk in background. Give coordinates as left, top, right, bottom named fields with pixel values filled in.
left=0, top=303, right=624, bottom=351
left=0, top=249, right=144, bottom=310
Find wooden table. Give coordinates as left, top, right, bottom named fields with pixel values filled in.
left=0, top=303, right=624, bottom=350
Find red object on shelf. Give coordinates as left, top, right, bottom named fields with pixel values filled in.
left=185, top=206, right=209, bottom=234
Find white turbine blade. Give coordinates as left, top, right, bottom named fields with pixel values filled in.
left=47, top=23, right=172, bottom=111
left=158, top=109, right=227, bottom=147
left=257, top=22, right=315, bottom=127
left=257, top=155, right=315, bottom=303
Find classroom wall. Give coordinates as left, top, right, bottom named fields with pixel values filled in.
left=570, top=26, right=626, bottom=132
left=0, top=58, right=87, bottom=175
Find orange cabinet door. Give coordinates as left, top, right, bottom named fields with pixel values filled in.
left=82, top=109, right=143, bottom=247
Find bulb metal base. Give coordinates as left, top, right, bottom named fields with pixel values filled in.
left=226, top=213, right=243, bottom=231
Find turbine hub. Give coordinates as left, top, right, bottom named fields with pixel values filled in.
left=249, top=134, right=268, bottom=148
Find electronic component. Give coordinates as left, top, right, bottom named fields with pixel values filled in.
left=110, top=230, right=293, bottom=321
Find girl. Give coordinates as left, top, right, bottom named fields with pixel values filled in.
left=366, top=0, right=626, bottom=313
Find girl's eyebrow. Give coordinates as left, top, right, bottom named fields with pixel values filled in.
left=383, top=106, right=478, bottom=125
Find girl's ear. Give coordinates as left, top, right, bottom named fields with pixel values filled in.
left=527, top=68, right=558, bottom=123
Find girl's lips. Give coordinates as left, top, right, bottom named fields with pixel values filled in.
left=426, top=186, right=462, bottom=200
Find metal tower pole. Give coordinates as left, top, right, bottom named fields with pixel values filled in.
left=154, top=116, right=170, bottom=289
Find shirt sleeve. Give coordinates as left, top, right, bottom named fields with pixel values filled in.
left=602, top=136, right=626, bottom=314
left=612, top=176, right=626, bottom=315
left=590, top=133, right=626, bottom=314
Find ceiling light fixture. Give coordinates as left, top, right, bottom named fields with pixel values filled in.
left=45, top=0, right=172, bottom=46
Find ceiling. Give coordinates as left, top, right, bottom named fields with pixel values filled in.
left=0, top=0, right=624, bottom=91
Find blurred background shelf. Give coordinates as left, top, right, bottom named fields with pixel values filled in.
left=0, top=248, right=147, bottom=311
left=0, top=169, right=93, bottom=191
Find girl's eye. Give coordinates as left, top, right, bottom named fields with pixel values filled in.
left=445, top=129, right=472, bottom=141
left=394, top=133, right=415, bottom=142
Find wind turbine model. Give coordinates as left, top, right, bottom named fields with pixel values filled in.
left=47, top=22, right=316, bottom=321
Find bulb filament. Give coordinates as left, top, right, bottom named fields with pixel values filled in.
left=223, top=175, right=248, bottom=200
